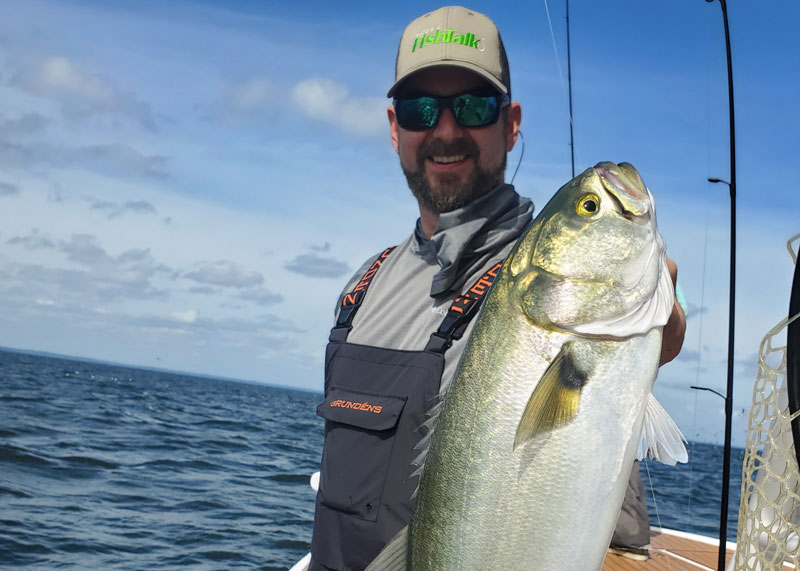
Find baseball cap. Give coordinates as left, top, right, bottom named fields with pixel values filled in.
left=387, top=6, right=511, bottom=98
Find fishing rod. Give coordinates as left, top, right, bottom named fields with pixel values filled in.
left=788, top=244, right=800, bottom=477
left=704, top=1, right=737, bottom=568
left=566, top=0, right=575, bottom=177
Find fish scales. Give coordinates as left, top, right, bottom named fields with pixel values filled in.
left=414, top=317, right=661, bottom=567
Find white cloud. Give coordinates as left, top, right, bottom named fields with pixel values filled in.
left=90, top=199, right=158, bottom=219
left=291, top=78, right=386, bottom=136
left=60, top=233, right=118, bottom=267
left=1, top=233, right=175, bottom=303
left=26, top=57, right=107, bottom=99
left=0, top=140, right=169, bottom=179
left=184, top=260, right=264, bottom=288
left=239, top=287, right=283, bottom=306
left=72, top=144, right=168, bottom=179
left=11, top=56, right=156, bottom=129
left=172, top=309, right=198, bottom=324
left=284, top=251, right=350, bottom=279
left=7, top=230, right=54, bottom=250
left=10, top=262, right=168, bottom=302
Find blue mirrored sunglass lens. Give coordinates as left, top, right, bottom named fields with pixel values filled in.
left=396, top=97, right=439, bottom=130
left=453, top=95, right=499, bottom=126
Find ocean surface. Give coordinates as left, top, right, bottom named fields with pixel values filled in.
left=1, top=348, right=745, bottom=569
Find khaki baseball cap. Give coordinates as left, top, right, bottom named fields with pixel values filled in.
left=387, top=6, right=510, bottom=98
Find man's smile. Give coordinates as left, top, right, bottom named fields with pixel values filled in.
left=430, top=154, right=467, bottom=164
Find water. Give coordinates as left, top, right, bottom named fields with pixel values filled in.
left=643, top=442, right=744, bottom=540
left=1, top=348, right=744, bottom=568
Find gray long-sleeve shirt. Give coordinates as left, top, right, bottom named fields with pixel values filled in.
left=336, top=183, right=534, bottom=393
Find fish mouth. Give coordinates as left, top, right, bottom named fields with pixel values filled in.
left=594, top=162, right=651, bottom=221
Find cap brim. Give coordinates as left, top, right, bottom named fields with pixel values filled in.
left=387, top=61, right=508, bottom=98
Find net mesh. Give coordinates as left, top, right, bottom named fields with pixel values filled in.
left=734, top=236, right=800, bottom=570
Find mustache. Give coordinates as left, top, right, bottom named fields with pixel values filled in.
left=417, top=138, right=479, bottom=162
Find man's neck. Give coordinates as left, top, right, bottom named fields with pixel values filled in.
left=417, top=181, right=509, bottom=238
left=418, top=207, right=439, bottom=239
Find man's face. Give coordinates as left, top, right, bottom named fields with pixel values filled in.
left=388, top=66, right=521, bottom=214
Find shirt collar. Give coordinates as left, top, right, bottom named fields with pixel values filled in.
left=413, top=184, right=534, bottom=296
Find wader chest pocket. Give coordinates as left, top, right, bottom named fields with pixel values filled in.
left=317, top=387, right=406, bottom=521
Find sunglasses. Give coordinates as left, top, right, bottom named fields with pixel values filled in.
left=393, top=91, right=510, bottom=131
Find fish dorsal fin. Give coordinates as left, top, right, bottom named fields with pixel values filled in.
left=364, top=525, right=409, bottom=571
left=637, top=393, right=688, bottom=465
left=514, top=342, right=589, bottom=450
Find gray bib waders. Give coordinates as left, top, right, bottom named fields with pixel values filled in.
left=310, top=249, right=500, bottom=571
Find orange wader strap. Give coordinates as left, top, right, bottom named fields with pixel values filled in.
left=425, top=260, right=504, bottom=353
left=335, top=247, right=396, bottom=331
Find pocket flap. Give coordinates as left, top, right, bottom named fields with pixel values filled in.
left=317, top=386, right=406, bottom=431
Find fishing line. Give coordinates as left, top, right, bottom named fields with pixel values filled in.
left=542, top=0, right=575, bottom=135
left=643, top=459, right=673, bottom=570
left=510, top=130, right=525, bottom=185
left=685, top=191, right=714, bottom=533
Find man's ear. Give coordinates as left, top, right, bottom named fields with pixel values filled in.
left=388, top=105, right=400, bottom=154
left=506, top=102, right=522, bottom=152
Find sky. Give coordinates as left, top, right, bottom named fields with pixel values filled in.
left=0, top=0, right=797, bottom=447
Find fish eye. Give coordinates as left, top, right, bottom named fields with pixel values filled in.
left=575, top=193, right=600, bottom=217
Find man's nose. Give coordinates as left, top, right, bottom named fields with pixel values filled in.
left=432, top=107, right=462, bottom=140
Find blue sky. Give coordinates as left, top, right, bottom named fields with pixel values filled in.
left=0, top=0, right=797, bottom=447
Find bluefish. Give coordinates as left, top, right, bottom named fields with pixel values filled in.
left=368, top=162, right=687, bottom=571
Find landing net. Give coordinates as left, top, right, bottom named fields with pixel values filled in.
left=734, top=237, right=800, bottom=570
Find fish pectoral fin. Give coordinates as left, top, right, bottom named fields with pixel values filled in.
left=637, top=393, right=688, bottom=465
left=364, top=525, right=409, bottom=571
left=513, top=342, right=588, bottom=450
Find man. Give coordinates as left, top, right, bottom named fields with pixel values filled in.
left=310, top=7, right=686, bottom=570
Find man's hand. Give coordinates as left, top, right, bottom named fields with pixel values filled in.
left=659, top=257, right=686, bottom=366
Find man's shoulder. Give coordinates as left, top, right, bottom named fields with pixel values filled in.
left=333, top=234, right=417, bottom=311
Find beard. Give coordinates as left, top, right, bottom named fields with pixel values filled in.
left=402, top=137, right=506, bottom=215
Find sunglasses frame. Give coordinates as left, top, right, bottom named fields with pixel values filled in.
left=392, top=91, right=510, bottom=131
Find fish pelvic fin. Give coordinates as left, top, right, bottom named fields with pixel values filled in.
left=637, top=393, right=688, bottom=465
left=364, top=525, right=409, bottom=571
left=513, top=341, right=588, bottom=450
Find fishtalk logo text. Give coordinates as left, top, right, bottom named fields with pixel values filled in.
left=412, top=28, right=483, bottom=52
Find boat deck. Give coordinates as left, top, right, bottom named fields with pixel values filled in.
left=289, top=527, right=797, bottom=570
left=602, top=528, right=795, bottom=571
